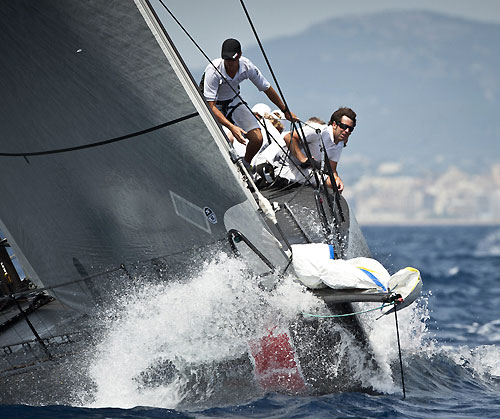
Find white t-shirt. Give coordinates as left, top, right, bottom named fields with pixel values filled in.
left=203, top=57, right=271, bottom=102
left=277, top=124, right=345, bottom=183
left=320, top=125, right=344, bottom=163
left=290, top=124, right=343, bottom=163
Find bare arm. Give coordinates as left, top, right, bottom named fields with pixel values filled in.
left=284, top=131, right=308, bottom=164
left=207, top=100, right=247, bottom=144
left=264, top=87, right=298, bottom=121
left=325, top=160, right=344, bottom=193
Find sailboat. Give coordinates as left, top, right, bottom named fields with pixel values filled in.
left=0, top=0, right=420, bottom=405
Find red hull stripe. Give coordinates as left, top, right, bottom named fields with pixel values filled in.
left=249, top=328, right=307, bottom=393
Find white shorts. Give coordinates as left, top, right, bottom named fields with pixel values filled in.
left=218, top=97, right=260, bottom=134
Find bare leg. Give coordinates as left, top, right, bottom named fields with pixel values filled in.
left=244, top=128, right=263, bottom=164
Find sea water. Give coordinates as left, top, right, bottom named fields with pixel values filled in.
left=2, top=225, right=500, bottom=418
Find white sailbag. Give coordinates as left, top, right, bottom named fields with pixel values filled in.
left=291, top=244, right=423, bottom=311
left=291, top=243, right=390, bottom=290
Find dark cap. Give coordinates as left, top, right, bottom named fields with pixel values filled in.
left=221, top=38, right=241, bottom=60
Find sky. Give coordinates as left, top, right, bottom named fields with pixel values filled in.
left=152, top=0, right=500, bottom=69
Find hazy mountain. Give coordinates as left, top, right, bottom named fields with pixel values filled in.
left=193, top=11, right=500, bottom=178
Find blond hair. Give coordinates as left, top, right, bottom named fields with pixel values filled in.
left=264, top=113, right=284, bottom=133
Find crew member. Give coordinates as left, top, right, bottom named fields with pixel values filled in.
left=203, top=38, right=297, bottom=165
left=278, top=107, right=356, bottom=193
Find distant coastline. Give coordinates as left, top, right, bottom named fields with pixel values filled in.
left=343, top=163, right=500, bottom=228
left=359, top=219, right=500, bottom=227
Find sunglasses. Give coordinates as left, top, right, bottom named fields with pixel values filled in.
left=336, top=121, right=354, bottom=133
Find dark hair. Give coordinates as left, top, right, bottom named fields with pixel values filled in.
left=306, top=116, right=326, bottom=125
left=328, top=107, right=356, bottom=127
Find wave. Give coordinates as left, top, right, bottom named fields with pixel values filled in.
left=71, top=250, right=499, bottom=410
left=475, top=229, right=500, bottom=257
left=77, top=253, right=323, bottom=409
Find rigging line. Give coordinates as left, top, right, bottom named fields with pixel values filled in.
left=240, top=2, right=340, bottom=194
left=0, top=237, right=229, bottom=302
left=303, top=303, right=393, bottom=318
left=317, top=126, right=346, bottom=223
left=270, top=118, right=320, bottom=192
left=296, top=120, right=339, bottom=229
left=25, top=296, right=53, bottom=339
left=394, top=304, right=407, bottom=399
left=281, top=255, right=293, bottom=275
left=0, top=112, right=198, bottom=157
left=271, top=124, right=314, bottom=189
left=5, top=281, right=52, bottom=360
left=261, top=115, right=273, bottom=145
left=241, top=0, right=330, bottom=194
left=2, top=328, right=91, bottom=351
left=157, top=1, right=308, bottom=258
left=157, top=0, right=309, bottom=179
left=264, top=121, right=314, bottom=188
left=291, top=119, right=345, bottom=230
left=156, top=2, right=249, bottom=116
left=239, top=0, right=290, bottom=113
left=296, top=121, right=323, bottom=190
left=238, top=0, right=320, bottom=181
left=319, top=146, right=339, bottom=224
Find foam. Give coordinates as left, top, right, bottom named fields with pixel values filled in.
left=81, top=253, right=321, bottom=408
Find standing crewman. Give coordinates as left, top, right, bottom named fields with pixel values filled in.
left=202, top=38, right=297, bottom=167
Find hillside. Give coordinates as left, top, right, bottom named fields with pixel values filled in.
left=194, top=11, right=500, bottom=178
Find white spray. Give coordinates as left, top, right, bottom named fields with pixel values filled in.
left=82, top=253, right=321, bottom=408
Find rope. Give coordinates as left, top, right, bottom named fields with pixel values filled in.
left=302, top=303, right=392, bottom=318
left=157, top=1, right=257, bottom=123
left=239, top=14, right=338, bottom=223
left=157, top=0, right=313, bottom=184
left=0, top=113, right=199, bottom=157
left=156, top=0, right=317, bottom=264
left=0, top=238, right=229, bottom=303
left=394, top=304, right=407, bottom=399
left=305, top=299, right=408, bottom=398
left=296, top=120, right=323, bottom=190
left=239, top=0, right=290, bottom=115
left=238, top=0, right=333, bottom=192
left=238, top=0, right=319, bottom=184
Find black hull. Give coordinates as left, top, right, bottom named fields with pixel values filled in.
left=261, top=183, right=380, bottom=392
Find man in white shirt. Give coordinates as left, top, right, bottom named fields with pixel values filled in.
left=278, top=108, right=356, bottom=193
left=203, top=38, right=296, bottom=165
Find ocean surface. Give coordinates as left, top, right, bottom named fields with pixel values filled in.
left=2, top=225, right=500, bottom=418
